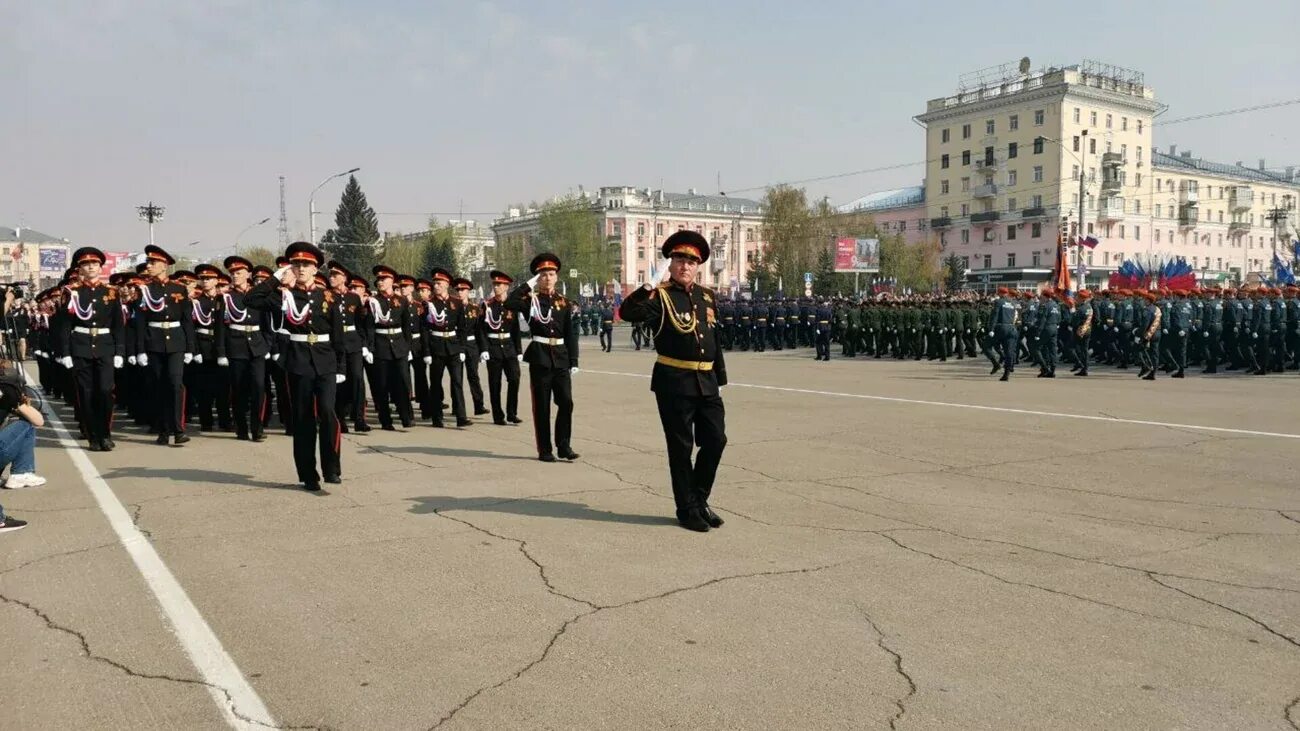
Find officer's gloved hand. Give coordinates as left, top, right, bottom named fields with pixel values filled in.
left=265, top=352, right=272, bottom=360
left=569, top=367, right=580, bottom=377
left=193, top=353, right=203, bottom=364
left=217, top=356, right=229, bottom=366
left=407, top=352, right=413, bottom=362
left=480, top=351, right=489, bottom=363
left=127, top=355, right=137, bottom=366
left=1202, top=331, right=1209, bottom=337
left=1161, top=329, right=1167, bottom=335
left=527, top=274, right=540, bottom=290
left=458, top=352, right=466, bottom=363
left=137, top=353, right=149, bottom=367
left=516, top=354, right=523, bottom=363
left=59, top=356, right=73, bottom=369
left=113, top=355, right=124, bottom=369
left=335, top=373, right=346, bottom=384
left=986, top=331, right=994, bottom=338
left=273, top=353, right=281, bottom=363
left=1178, top=330, right=1186, bottom=337
left=183, top=353, right=193, bottom=364
left=422, top=355, right=432, bottom=365
left=1252, top=332, right=1258, bottom=339
left=362, top=347, right=373, bottom=364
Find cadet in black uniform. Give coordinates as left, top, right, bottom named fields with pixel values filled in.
left=136, top=245, right=196, bottom=445
left=478, top=270, right=523, bottom=426
left=422, top=268, right=471, bottom=428
left=505, top=253, right=579, bottom=462
left=618, top=231, right=728, bottom=533
left=454, top=277, right=490, bottom=416
left=215, top=256, right=269, bottom=442
left=328, top=261, right=371, bottom=433
left=245, top=242, right=346, bottom=491
left=190, top=264, right=232, bottom=432
left=598, top=301, right=615, bottom=352
left=55, top=247, right=125, bottom=452
left=367, top=265, right=414, bottom=430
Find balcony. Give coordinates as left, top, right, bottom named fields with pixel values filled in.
left=1178, top=205, right=1198, bottom=228
left=1098, top=197, right=1125, bottom=222
left=930, top=216, right=952, bottom=229
left=972, top=183, right=998, bottom=198
left=1021, top=206, right=1048, bottom=220
left=1230, top=186, right=1254, bottom=212
left=1101, top=176, right=1122, bottom=194
left=973, top=156, right=998, bottom=172
left=1228, top=221, right=1251, bottom=236
left=970, top=211, right=1001, bottom=224
left=1101, top=152, right=1124, bottom=167
left=1180, top=187, right=1199, bottom=204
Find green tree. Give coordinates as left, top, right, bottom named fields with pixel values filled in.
left=942, top=253, right=967, bottom=292
left=812, top=244, right=838, bottom=296
left=234, top=246, right=278, bottom=268
left=321, top=174, right=380, bottom=274
left=377, top=233, right=429, bottom=276
left=537, top=195, right=610, bottom=285
left=419, top=224, right=459, bottom=276
left=760, top=185, right=814, bottom=288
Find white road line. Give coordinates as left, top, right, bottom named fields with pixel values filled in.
left=584, top=368, right=1300, bottom=441
left=30, top=369, right=275, bottom=729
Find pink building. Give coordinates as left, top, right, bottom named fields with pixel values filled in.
left=835, top=186, right=930, bottom=245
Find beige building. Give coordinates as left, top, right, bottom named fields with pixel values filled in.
left=915, top=59, right=1298, bottom=288
left=0, top=226, right=70, bottom=289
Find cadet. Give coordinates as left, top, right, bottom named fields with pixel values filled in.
left=422, top=268, right=471, bottom=428
left=454, top=276, right=490, bottom=417
left=987, top=288, right=1018, bottom=381
left=1136, top=291, right=1162, bottom=380
left=367, top=265, right=414, bottom=430
left=1035, top=290, right=1061, bottom=377
left=1168, top=290, right=1193, bottom=378
left=479, top=270, right=523, bottom=425
left=814, top=298, right=833, bottom=361
left=618, top=231, right=728, bottom=533
left=216, top=256, right=271, bottom=441
left=598, top=300, right=615, bottom=352
left=136, top=245, right=195, bottom=445
left=505, top=253, right=579, bottom=462
left=1070, top=290, right=1094, bottom=376
left=1201, top=288, right=1225, bottom=374
left=328, top=262, right=371, bottom=433
left=55, top=247, right=125, bottom=452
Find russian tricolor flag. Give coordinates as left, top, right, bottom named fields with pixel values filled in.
left=1076, top=235, right=1101, bottom=249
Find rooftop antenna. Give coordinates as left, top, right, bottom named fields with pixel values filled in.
left=277, top=175, right=289, bottom=247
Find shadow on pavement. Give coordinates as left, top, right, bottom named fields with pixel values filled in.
left=407, top=495, right=676, bottom=527
left=362, top=445, right=537, bottom=461
left=98, top=466, right=299, bottom=491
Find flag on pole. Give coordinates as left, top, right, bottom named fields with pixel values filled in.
left=1076, top=235, right=1101, bottom=249
left=1052, top=230, right=1071, bottom=293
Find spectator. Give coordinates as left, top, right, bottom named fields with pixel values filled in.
left=0, top=371, right=47, bottom=533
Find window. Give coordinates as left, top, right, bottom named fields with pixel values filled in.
left=637, top=221, right=645, bottom=236
left=940, top=180, right=950, bottom=194
left=1033, top=109, right=1044, bottom=126
left=1156, top=179, right=1162, bottom=192
left=961, top=229, right=970, bottom=244
left=1073, top=135, right=1080, bottom=152
left=1105, top=113, right=1112, bottom=129
left=1072, top=164, right=1080, bottom=180
left=1155, top=204, right=1162, bottom=218
left=1007, top=253, right=1016, bottom=267
left=941, top=128, right=950, bottom=143
left=1009, top=114, right=1019, bottom=131
left=1121, top=116, right=1128, bottom=131
left=1031, top=194, right=1042, bottom=207
left=1008, top=170, right=1018, bottom=186
left=1119, top=225, right=1126, bottom=239
left=1032, top=251, right=1041, bottom=267
left=1032, top=166, right=1043, bottom=183
left=1135, top=173, right=1142, bottom=187
left=637, top=247, right=645, bottom=260
left=1007, top=197, right=1017, bottom=211
left=1089, top=138, right=1096, bottom=154
left=898, top=220, right=906, bottom=232
left=1008, top=142, right=1018, bottom=159
left=656, top=223, right=664, bottom=236
left=1007, top=225, right=1017, bottom=240
left=961, top=150, right=971, bottom=166
left=960, top=203, right=969, bottom=216
left=1120, top=143, right=1127, bottom=160
left=1137, top=120, right=1143, bottom=134
left=1135, top=226, right=1141, bottom=240
left=940, top=206, right=949, bottom=217
left=1134, top=200, right=1142, bottom=214
left=1155, top=229, right=1161, bottom=243
left=1088, top=167, right=1096, bottom=182
left=1136, top=146, right=1143, bottom=164
left=1073, top=107, right=1081, bottom=123
left=983, top=146, right=994, bottom=164
left=960, top=177, right=970, bottom=192
left=1090, top=110, right=1097, bottom=126
left=961, top=256, right=969, bottom=270
left=985, top=119, right=994, bottom=135
left=983, top=255, right=992, bottom=269
left=941, top=154, right=950, bottom=169
left=1033, top=138, right=1044, bottom=154
left=962, top=123, right=971, bottom=139
left=1032, top=222, right=1042, bottom=238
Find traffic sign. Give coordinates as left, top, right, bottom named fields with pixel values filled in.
left=804, top=272, right=813, bottom=284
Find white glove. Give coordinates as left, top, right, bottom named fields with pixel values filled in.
left=362, top=347, right=373, bottom=364
left=127, top=355, right=137, bottom=366
left=569, top=367, right=580, bottom=376
left=986, top=331, right=994, bottom=338
left=1032, top=336, right=1039, bottom=341
left=1252, top=332, right=1258, bottom=339
left=527, top=274, right=540, bottom=289
left=183, top=353, right=193, bottom=364
left=193, top=353, right=203, bottom=364
left=137, top=353, right=149, bottom=367
left=265, top=352, right=272, bottom=360
left=217, top=356, right=229, bottom=366
left=516, top=354, right=523, bottom=363
left=1178, top=331, right=1185, bottom=338
left=273, top=353, right=281, bottom=363
left=335, top=373, right=346, bottom=384
left=274, top=265, right=293, bottom=283
left=59, top=356, right=73, bottom=369
left=407, top=352, right=413, bottom=362
left=422, top=355, right=432, bottom=364
left=1202, top=332, right=1209, bottom=338
left=480, top=351, right=489, bottom=363
left=113, top=355, right=124, bottom=369
left=459, top=352, right=466, bottom=363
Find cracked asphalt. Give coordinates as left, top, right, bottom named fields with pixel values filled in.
left=1, top=347, right=1298, bottom=730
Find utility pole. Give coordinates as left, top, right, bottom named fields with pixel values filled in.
left=137, top=201, right=165, bottom=247
left=278, top=176, right=289, bottom=247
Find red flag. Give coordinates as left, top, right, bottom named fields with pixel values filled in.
left=1052, top=232, right=1071, bottom=292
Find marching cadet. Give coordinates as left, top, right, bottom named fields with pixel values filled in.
left=598, top=300, right=615, bottom=352
left=1035, top=290, right=1061, bottom=377
left=751, top=297, right=768, bottom=352
left=1070, top=290, right=1094, bottom=376
left=328, top=262, right=371, bottom=434
left=409, top=278, right=433, bottom=418
left=1201, top=288, right=1225, bottom=374
left=454, top=277, right=490, bottom=417
left=245, top=242, right=345, bottom=491
left=55, top=247, right=125, bottom=452
left=814, top=298, right=833, bottom=361
left=1250, top=287, right=1271, bottom=376
left=987, top=287, right=1018, bottom=381
left=618, top=231, right=728, bottom=533
left=263, top=257, right=294, bottom=434
left=505, top=252, right=579, bottom=462
left=367, top=265, right=414, bottom=430
left=190, top=264, right=232, bottom=432
left=422, top=268, right=471, bottom=428
left=737, top=298, right=751, bottom=351
left=1136, top=291, right=1161, bottom=380
left=215, top=256, right=269, bottom=442
left=1168, top=290, right=1194, bottom=378
left=136, top=245, right=195, bottom=445
left=1285, top=286, right=1300, bottom=370
left=478, top=270, right=523, bottom=426
left=1268, top=287, right=1286, bottom=372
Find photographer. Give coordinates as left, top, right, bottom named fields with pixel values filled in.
left=0, top=370, right=47, bottom=533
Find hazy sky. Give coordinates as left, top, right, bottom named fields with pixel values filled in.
left=5, top=0, right=1298, bottom=260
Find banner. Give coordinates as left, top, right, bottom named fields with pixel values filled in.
left=834, top=238, right=880, bottom=272
left=102, top=251, right=130, bottom=276
left=39, top=246, right=67, bottom=273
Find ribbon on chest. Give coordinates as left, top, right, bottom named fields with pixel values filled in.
left=65, top=286, right=96, bottom=321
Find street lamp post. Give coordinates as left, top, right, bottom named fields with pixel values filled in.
left=1038, top=131, right=1089, bottom=288
left=309, top=168, right=360, bottom=245
left=236, top=217, right=271, bottom=248
left=137, top=201, right=165, bottom=246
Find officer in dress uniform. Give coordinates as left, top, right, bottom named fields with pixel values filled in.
left=599, top=300, right=615, bottom=352
left=814, top=298, right=833, bottom=361
left=478, top=270, right=523, bottom=426
left=454, top=277, right=490, bottom=417
left=136, top=245, right=196, bottom=445
left=328, top=261, right=371, bottom=434
left=505, top=253, right=579, bottom=462
left=367, top=265, right=414, bottom=430
left=618, top=231, right=728, bottom=533
left=189, top=264, right=232, bottom=432
left=215, top=256, right=270, bottom=442
left=245, top=243, right=346, bottom=491
left=987, top=287, right=1019, bottom=381
left=422, top=268, right=471, bottom=428
left=55, top=247, right=125, bottom=452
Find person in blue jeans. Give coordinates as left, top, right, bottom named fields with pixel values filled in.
left=0, top=376, right=47, bottom=533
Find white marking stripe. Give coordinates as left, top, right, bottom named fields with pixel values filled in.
left=30, top=367, right=275, bottom=729
left=584, top=368, right=1300, bottom=441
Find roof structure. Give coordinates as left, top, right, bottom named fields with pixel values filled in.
left=836, top=186, right=925, bottom=214
left=1152, top=152, right=1299, bottom=186
left=0, top=226, right=65, bottom=244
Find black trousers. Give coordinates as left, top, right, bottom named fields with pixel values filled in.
left=287, top=372, right=340, bottom=484
left=599, top=327, right=612, bottom=352
left=464, top=357, right=485, bottom=412
left=266, top=359, right=293, bottom=431
left=72, top=355, right=114, bottom=441
left=428, top=354, right=466, bottom=423
left=147, top=351, right=186, bottom=436
left=486, top=356, right=520, bottom=422
left=368, top=358, right=413, bottom=428
left=1073, top=334, right=1091, bottom=372
left=413, top=352, right=431, bottom=416
left=528, top=364, right=572, bottom=456
left=334, top=351, right=366, bottom=426
left=654, top=391, right=727, bottom=518
left=195, top=360, right=231, bottom=429
left=815, top=331, right=831, bottom=359
left=229, top=357, right=266, bottom=438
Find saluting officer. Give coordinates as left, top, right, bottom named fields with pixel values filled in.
left=245, top=243, right=346, bottom=491
left=328, top=263, right=372, bottom=433
left=136, top=245, right=196, bottom=445
left=55, top=247, right=125, bottom=452
left=422, top=268, right=471, bottom=428
left=367, top=265, right=414, bottom=430
left=505, top=253, right=579, bottom=462
left=215, top=256, right=270, bottom=442
left=618, top=231, right=729, bottom=533
left=479, top=270, right=523, bottom=426
left=454, top=277, right=490, bottom=417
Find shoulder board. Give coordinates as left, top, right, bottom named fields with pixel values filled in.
left=323, top=290, right=334, bottom=304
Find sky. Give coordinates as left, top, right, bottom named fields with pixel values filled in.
left=4, top=0, right=1298, bottom=261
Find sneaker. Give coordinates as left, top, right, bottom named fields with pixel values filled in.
left=4, top=473, right=46, bottom=489
left=0, top=516, right=28, bottom=533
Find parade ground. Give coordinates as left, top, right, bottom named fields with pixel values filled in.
left=2, top=346, right=1297, bottom=730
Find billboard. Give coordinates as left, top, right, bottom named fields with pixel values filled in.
left=102, top=251, right=131, bottom=276
left=39, top=246, right=68, bottom=273
left=834, top=237, right=880, bottom=272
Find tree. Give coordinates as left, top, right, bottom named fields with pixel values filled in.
left=235, top=246, right=278, bottom=268
left=320, top=175, right=380, bottom=274
left=942, top=253, right=967, bottom=292
left=760, top=185, right=814, bottom=289
left=419, top=224, right=459, bottom=276
left=377, top=234, right=428, bottom=276
left=537, top=195, right=610, bottom=285
left=812, top=244, right=838, bottom=296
